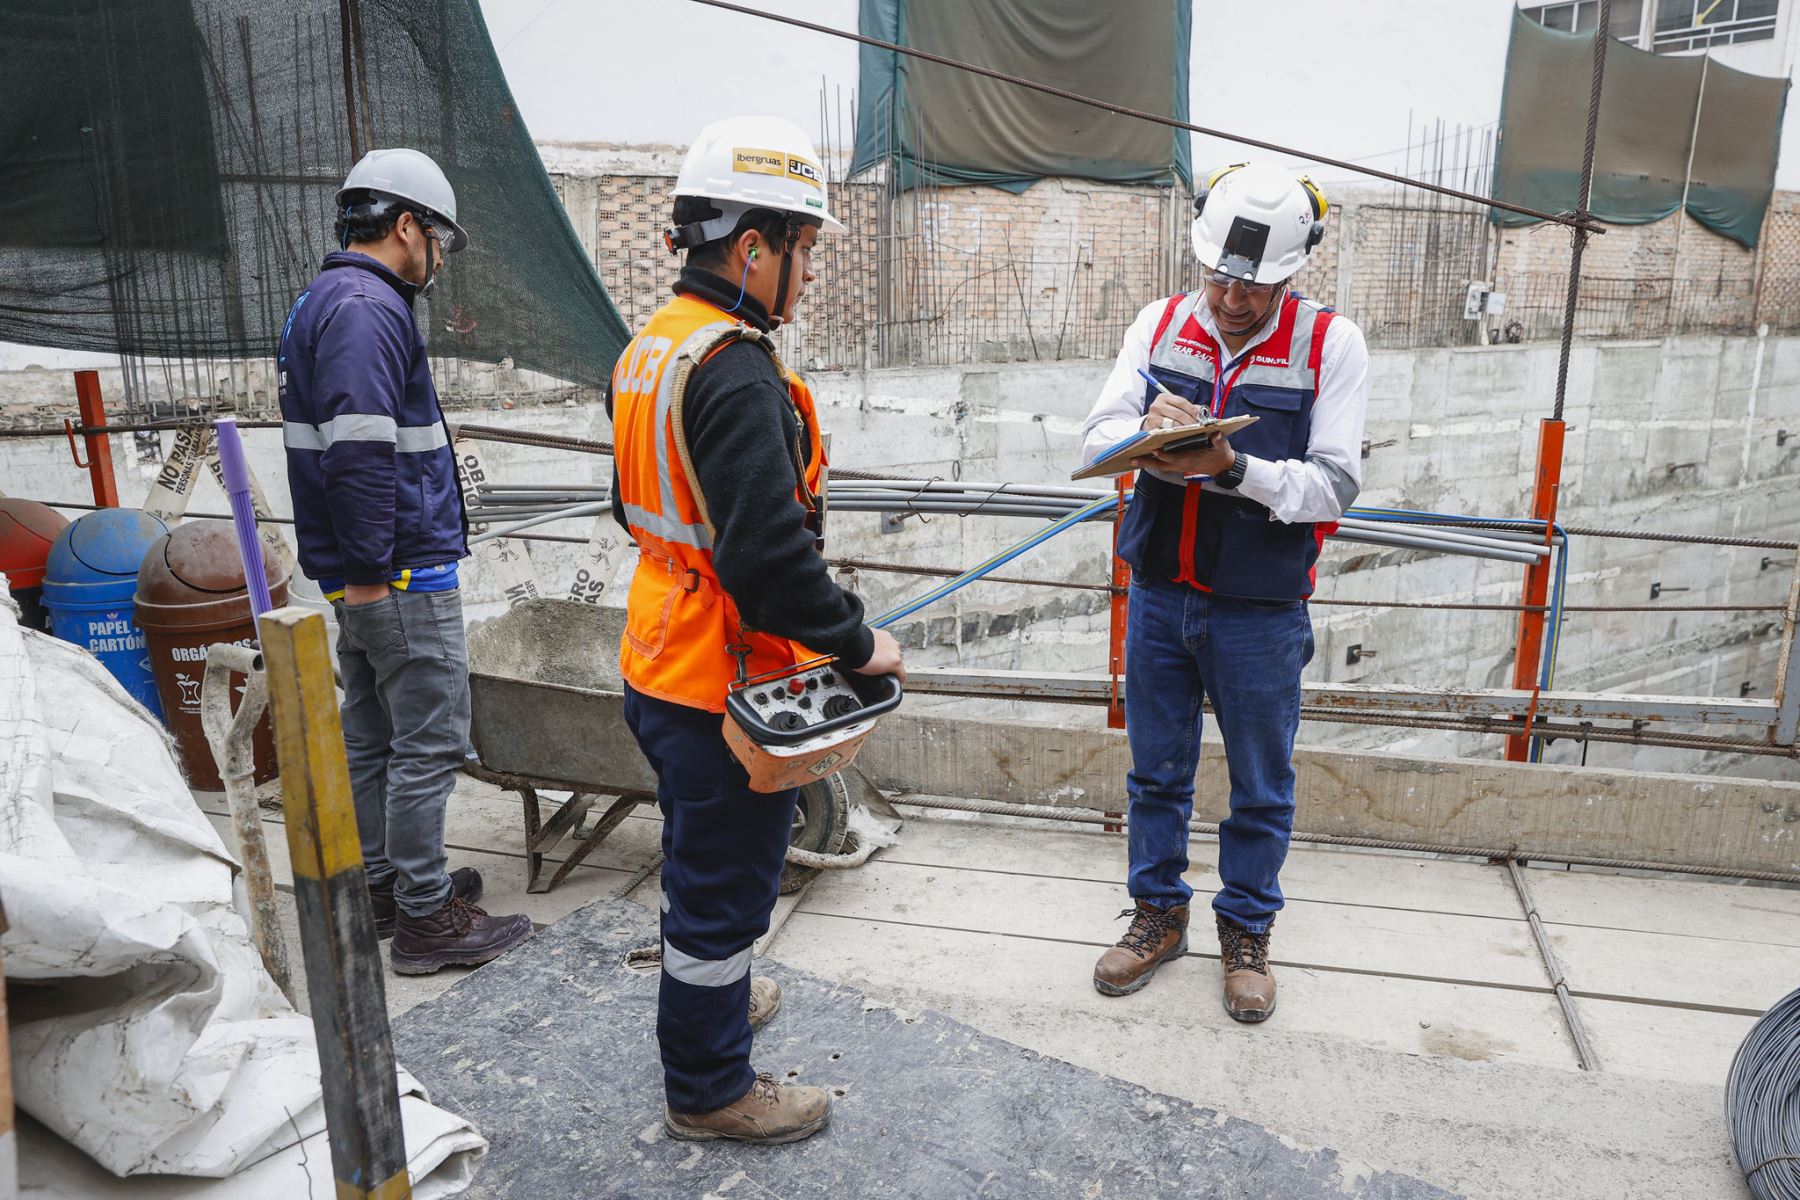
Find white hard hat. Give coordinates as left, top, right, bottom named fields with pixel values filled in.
left=669, top=115, right=845, bottom=246
left=337, top=148, right=468, bottom=252
left=1190, top=162, right=1327, bottom=285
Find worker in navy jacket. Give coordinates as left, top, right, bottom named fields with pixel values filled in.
left=279, top=147, right=531, bottom=975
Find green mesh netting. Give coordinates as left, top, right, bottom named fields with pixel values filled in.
left=1493, top=6, right=1787, bottom=248
left=850, top=0, right=1192, bottom=194
left=0, top=0, right=630, bottom=388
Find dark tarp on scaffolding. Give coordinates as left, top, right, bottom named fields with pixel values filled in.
left=1493, top=6, right=1788, bottom=247
left=849, top=0, right=1193, bottom=193
left=0, top=0, right=629, bottom=388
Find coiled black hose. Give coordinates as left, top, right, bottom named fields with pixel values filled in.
left=1729, top=985, right=1800, bottom=1199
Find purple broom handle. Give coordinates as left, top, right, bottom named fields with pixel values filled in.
left=212, top=418, right=274, bottom=619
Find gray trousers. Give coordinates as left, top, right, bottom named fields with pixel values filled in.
left=334, top=587, right=470, bottom=916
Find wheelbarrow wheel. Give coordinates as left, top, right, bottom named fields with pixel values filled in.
left=780, top=772, right=850, bottom=894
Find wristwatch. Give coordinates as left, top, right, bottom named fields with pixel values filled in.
left=1214, top=452, right=1248, bottom=491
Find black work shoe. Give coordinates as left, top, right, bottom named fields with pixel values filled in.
left=371, top=867, right=484, bottom=940
left=389, top=896, right=533, bottom=975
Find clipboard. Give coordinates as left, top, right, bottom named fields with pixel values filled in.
left=1071, top=415, right=1259, bottom=481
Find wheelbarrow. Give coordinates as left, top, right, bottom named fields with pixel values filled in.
left=466, top=598, right=852, bottom=894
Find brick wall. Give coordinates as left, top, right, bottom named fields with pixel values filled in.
left=545, top=154, right=1800, bottom=366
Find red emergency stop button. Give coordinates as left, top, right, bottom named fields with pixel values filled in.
left=787, top=676, right=807, bottom=695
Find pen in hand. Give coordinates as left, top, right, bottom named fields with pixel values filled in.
left=1134, top=368, right=1215, bottom=479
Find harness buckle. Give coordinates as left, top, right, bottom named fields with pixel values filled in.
left=680, top=567, right=702, bottom=594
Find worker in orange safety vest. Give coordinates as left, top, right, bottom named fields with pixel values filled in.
left=607, top=114, right=905, bottom=1145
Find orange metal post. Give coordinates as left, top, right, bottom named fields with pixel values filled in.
left=73, top=370, right=120, bottom=508
left=1107, top=473, right=1131, bottom=730
left=1105, top=474, right=1131, bottom=831
left=1506, top=419, right=1566, bottom=761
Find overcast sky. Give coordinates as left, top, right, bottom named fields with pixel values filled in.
left=476, top=0, right=1522, bottom=188
left=478, top=0, right=1797, bottom=189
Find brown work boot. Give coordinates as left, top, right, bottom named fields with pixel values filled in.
left=1093, top=900, right=1189, bottom=996
left=665, top=1072, right=832, bottom=1144
left=1217, top=914, right=1277, bottom=1022
left=389, top=896, right=533, bottom=975
left=748, top=976, right=781, bottom=1030
left=370, top=867, right=484, bottom=940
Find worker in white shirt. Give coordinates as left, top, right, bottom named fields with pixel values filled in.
left=1082, top=162, right=1371, bottom=1022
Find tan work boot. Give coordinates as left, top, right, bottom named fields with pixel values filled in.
left=665, top=1072, right=832, bottom=1144
left=748, top=976, right=781, bottom=1030
left=1217, top=914, right=1277, bottom=1022
left=1093, top=900, right=1189, bottom=996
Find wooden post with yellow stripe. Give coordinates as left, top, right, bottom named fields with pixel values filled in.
left=259, top=606, right=412, bottom=1200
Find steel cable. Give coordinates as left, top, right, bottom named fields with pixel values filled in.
left=888, top=794, right=1800, bottom=885
left=680, top=0, right=1606, bottom=233
left=1728, top=984, right=1800, bottom=1199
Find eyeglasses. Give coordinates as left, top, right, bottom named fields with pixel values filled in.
left=1202, top=270, right=1276, bottom=298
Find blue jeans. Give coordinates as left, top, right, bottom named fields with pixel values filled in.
left=334, top=587, right=468, bottom=917
left=1123, top=574, right=1314, bottom=932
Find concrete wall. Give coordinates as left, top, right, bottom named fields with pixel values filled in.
left=3, top=328, right=1797, bottom=780
left=860, top=711, right=1800, bottom=876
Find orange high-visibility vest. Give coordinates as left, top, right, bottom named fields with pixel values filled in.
left=612, top=293, right=826, bottom=713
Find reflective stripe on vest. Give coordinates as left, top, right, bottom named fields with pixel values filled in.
left=611, top=294, right=827, bottom=711
left=1119, top=293, right=1336, bottom=600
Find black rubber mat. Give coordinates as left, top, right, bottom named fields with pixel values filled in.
left=392, top=898, right=1460, bottom=1200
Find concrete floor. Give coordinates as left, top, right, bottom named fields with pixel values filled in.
left=195, top=772, right=1800, bottom=1200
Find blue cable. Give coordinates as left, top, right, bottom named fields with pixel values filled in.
left=870, top=496, right=1569, bottom=760
left=721, top=253, right=754, bottom=315
left=872, top=493, right=1119, bottom=630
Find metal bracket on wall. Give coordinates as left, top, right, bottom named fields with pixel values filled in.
left=1360, top=438, right=1398, bottom=459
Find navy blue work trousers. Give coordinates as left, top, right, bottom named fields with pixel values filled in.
left=622, top=683, right=798, bottom=1113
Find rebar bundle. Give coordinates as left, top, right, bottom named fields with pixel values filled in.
left=1728, top=985, right=1800, bottom=1199
left=466, top=477, right=1555, bottom=565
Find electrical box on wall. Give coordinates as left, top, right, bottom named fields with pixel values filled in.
left=1463, top=282, right=1492, bottom=321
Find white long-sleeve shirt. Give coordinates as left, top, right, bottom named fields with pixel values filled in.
left=1081, top=294, right=1371, bottom=524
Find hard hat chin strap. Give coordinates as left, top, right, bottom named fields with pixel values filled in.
left=767, top=219, right=803, bottom=328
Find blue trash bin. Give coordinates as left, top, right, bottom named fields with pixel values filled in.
left=42, top=508, right=170, bottom=718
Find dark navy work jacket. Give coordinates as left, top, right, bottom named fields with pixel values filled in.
left=277, top=251, right=466, bottom=587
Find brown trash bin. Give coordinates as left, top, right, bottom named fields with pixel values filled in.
left=135, top=520, right=290, bottom=791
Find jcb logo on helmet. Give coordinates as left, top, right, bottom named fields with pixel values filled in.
left=786, top=157, right=823, bottom=188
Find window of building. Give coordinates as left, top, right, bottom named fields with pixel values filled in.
left=1522, top=0, right=1646, bottom=40
left=1522, top=0, right=1780, bottom=50
left=1652, top=0, right=1780, bottom=50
